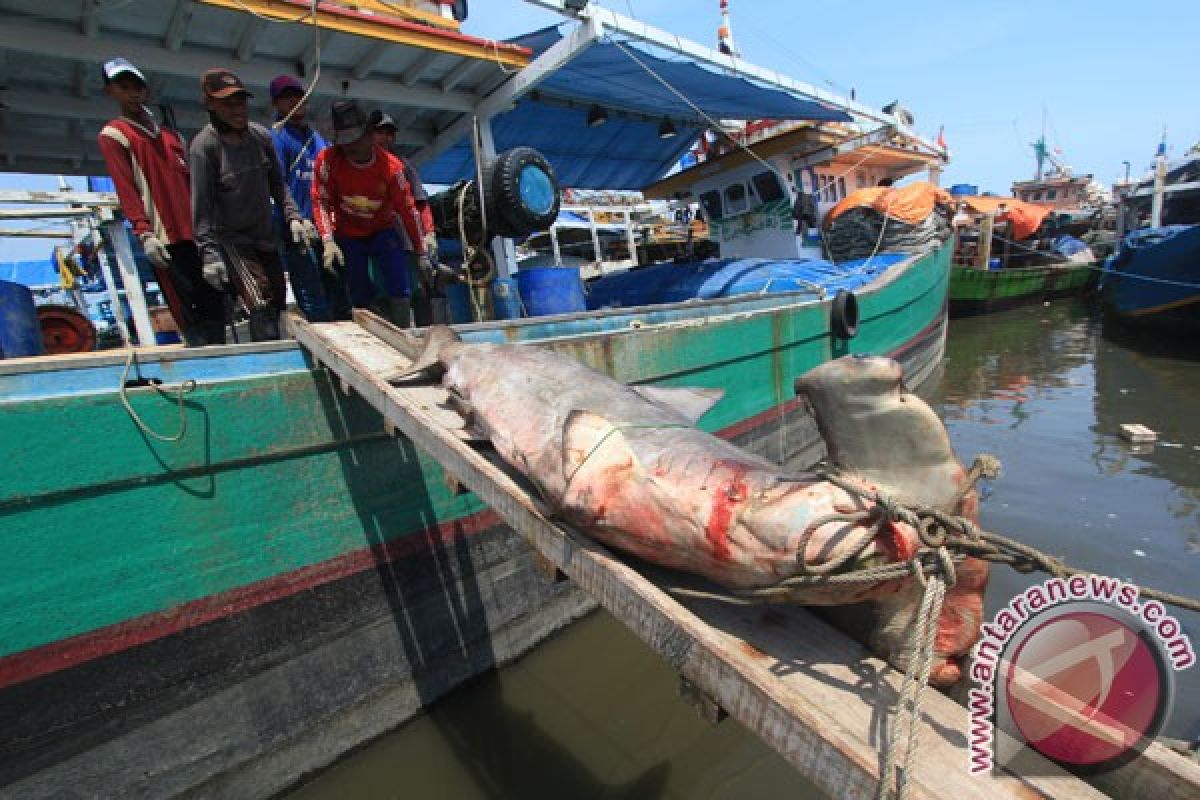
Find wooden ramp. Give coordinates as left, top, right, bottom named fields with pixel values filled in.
left=290, top=312, right=1196, bottom=800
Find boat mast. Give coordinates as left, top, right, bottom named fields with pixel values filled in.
left=717, top=0, right=738, bottom=56
left=1150, top=129, right=1167, bottom=227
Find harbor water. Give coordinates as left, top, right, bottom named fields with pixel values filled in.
left=290, top=301, right=1199, bottom=798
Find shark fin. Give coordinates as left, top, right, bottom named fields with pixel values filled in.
left=384, top=325, right=462, bottom=384
left=632, top=386, right=724, bottom=424
left=562, top=409, right=639, bottom=481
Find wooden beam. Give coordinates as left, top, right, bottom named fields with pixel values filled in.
left=164, top=0, right=195, bottom=52
left=81, top=0, right=100, bottom=37
left=235, top=17, right=267, bottom=62
left=289, top=312, right=1105, bottom=800
left=351, top=40, right=390, bottom=80
left=439, top=58, right=481, bottom=93
left=399, top=50, right=442, bottom=88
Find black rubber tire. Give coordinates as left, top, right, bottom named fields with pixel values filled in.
left=830, top=289, right=859, bottom=339
left=487, top=146, right=560, bottom=238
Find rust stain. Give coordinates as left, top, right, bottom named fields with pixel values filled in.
left=739, top=640, right=767, bottom=659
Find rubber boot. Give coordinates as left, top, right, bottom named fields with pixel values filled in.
left=380, top=295, right=412, bottom=328
left=248, top=308, right=281, bottom=341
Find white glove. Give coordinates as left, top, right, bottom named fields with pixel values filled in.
left=301, top=218, right=320, bottom=245
left=289, top=218, right=307, bottom=245
left=322, top=239, right=344, bottom=273
left=140, top=234, right=171, bottom=269
left=202, top=257, right=229, bottom=291
left=422, top=231, right=439, bottom=262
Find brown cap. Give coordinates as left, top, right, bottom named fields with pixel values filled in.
left=201, top=68, right=252, bottom=100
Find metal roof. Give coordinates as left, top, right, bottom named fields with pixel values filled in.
left=0, top=0, right=530, bottom=175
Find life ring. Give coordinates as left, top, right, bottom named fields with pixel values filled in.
left=830, top=289, right=859, bottom=339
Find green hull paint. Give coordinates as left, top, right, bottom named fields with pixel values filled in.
left=949, top=263, right=1094, bottom=317
left=0, top=243, right=951, bottom=662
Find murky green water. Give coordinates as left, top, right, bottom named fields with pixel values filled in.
left=290, top=301, right=1199, bottom=798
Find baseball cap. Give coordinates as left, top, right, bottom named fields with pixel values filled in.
left=331, top=100, right=370, bottom=146
left=102, top=58, right=146, bottom=86
left=201, top=68, right=252, bottom=100
left=371, top=110, right=398, bottom=131
left=269, top=75, right=305, bottom=100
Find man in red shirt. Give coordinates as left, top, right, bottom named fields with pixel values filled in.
left=96, top=57, right=226, bottom=346
left=312, top=100, right=429, bottom=327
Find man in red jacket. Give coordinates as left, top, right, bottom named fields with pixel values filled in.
left=97, top=57, right=226, bottom=346
left=312, top=100, right=430, bottom=327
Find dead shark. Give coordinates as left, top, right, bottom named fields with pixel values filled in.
left=396, top=327, right=986, bottom=685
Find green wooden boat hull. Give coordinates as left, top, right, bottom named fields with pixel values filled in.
left=949, top=263, right=1095, bottom=317
left=0, top=242, right=951, bottom=797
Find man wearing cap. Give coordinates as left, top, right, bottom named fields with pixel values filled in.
left=311, top=100, right=429, bottom=328
left=189, top=68, right=311, bottom=341
left=268, top=75, right=348, bottom=322
left=96, top=57, right=227, bottom=346
left=370, top=110, right=440, bottom=323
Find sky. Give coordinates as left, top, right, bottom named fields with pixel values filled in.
left=3, top=0, right=1198, bottom=262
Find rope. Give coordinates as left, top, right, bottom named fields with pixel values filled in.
left=270, top=0, right=322, bottom=131
left=118, top=350, right=197, bottom=443
left=879, top=552, right=952, bottom=800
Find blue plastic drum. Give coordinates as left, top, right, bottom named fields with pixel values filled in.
left=515, top=267, right=586, bottom=317
left=0, top=279, right=45, bottom=358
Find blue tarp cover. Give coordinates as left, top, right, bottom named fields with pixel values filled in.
left=583, top=254, right=908, bottom=309
left=0, top=259, right=58, bottom=288
left=421, top=26, right=851, bottom=190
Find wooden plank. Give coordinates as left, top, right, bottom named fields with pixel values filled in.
left=289, top=314, right=1105, bottom=800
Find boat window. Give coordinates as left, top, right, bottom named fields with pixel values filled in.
left=699, top=190, right=724, bottom=220
left=838, top=176, right=847, bottom=199
left=724, top=183, right=748, bottom=215
left=856, top=172, right=867, bottom=189
left=751, top=171, right=785, bottom=204
left=1047, top=188, right=1057, bottom=200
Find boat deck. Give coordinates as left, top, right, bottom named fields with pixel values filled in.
left=290, top=311, right=1135, bottom=800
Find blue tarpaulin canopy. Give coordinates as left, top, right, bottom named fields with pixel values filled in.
left=0, top=259, right=58, bottom=288
left=421, top=26, right=851, bottom=190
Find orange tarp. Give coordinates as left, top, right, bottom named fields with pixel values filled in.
left=826, top=182, right=953, bottom=227
left=955, top=195, right=1051, bottom=241
left=826, top=182, right=1052, bottom=240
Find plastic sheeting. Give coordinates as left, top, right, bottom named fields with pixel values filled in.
left=583, top=254, right=908, bottom=309
left=420, top=26, right=851, bottom=190
left=826, top=183, right=1051, bottom=241
left=827, top=183, right=953, bottom=227
left=0, top=259, right=58, bottom=288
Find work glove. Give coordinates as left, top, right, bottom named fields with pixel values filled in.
left=201, top=256, right=229, bottom=291
left=422, top=231, right=439, bottom=264
left=301, top=218, right=320, bottom=245
left=139, top=233, right=171, bottom=270
left=322, top=238, right=344, bottom=275
left=289, top=218, right=308, bottom=246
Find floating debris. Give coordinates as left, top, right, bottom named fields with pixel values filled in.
left=1120, top=423, right=1157, bottom=443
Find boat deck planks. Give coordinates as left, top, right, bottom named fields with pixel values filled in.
left=290, top=313, right=1113, bottom=799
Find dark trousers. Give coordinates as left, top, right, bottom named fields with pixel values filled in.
left=163, top=241, right=227, bottom=346
left=222, top=243, right=287, bottom=341
left=280, top=241, right=351, bottom=322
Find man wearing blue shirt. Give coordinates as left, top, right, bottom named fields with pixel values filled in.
left=269, top=75, right=348, bottom=320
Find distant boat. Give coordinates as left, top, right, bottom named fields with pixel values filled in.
left=1103, top=146, right=1200, bottom=330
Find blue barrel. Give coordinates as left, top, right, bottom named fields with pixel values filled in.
left=949, top=183, right=979, bottom=196
left=0, top=279, right=45, bottom=359
left=445, top=282, right=474, bottom=324
left=491, top=277, right=522, bottom=320
left=988, top=258, right=1002, bottom=271
left=515, top=267, right=586, bottom=317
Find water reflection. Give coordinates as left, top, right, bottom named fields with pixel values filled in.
left=925, top=301, right=1200, bottom=741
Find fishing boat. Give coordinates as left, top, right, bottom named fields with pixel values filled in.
left=0, top=1, right=969, bottom=797
left=1102, top=143, right=1200, bottom=331
left=944, top=193, right=1097, bottom=316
